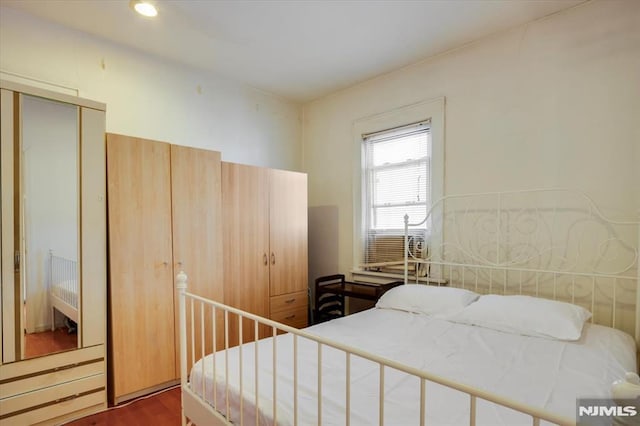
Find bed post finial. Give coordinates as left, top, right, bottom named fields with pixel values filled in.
left=176, top=270, right=188, bottom=291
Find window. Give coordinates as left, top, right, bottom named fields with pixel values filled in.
left=362, top=121, right=430, bottom=269
left=351, top=97, right=444, bottom=280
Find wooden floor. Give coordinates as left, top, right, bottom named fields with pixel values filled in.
left=24, top=328, right=78, bottom=359
left=64, top=387, right=181, bottom=426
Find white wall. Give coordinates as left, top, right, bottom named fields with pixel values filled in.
left=303, top=0, right=640, bottom=278
left=0, top=6, right=302, bottom=171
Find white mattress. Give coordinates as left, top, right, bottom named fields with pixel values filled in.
left=189, top=308, right=636, bottom=426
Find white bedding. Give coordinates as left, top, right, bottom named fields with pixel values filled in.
left=189, top=308, right=636, bottom=426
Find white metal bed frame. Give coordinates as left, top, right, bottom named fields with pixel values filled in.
left=49, top=250, right=79, bottom=329
left=177, top=188, right=639, bottom=426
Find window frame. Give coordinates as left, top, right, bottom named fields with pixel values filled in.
left=364, top=121, right=430, bottom=233
left=351, top=97, right=445, bottom=276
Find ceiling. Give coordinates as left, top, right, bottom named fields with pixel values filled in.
left=2, top=0, right=585, bottom=102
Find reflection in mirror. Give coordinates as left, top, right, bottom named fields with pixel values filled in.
left=20, top=95, right=80, bottom=360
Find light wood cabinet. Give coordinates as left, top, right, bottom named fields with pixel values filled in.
left=222, top=162, right=308, bottom=342
left=269, top=169, right=309, bottom=297
left=107, top=135, right=224, bottom=403
left=170, top=145, right=224, bottom=369
left=107, top=134, right=175, bottom=403
left=222, top=163, right=271, bottom=346
left=0, top=80, right=107, bottom=424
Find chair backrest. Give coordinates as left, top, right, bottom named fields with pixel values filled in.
left=314, top=274, right=346, bottom=323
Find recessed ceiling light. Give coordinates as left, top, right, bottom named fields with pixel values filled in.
left=130, top=1, right=158, bottom=18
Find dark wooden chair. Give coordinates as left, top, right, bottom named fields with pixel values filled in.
left=314, top=274, right=346, bottom=324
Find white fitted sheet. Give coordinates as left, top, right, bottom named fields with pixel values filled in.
left=189, top=308, right=636, bottom=426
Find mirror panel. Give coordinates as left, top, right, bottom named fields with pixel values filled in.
left=1, top=94, right=81, bottom=363
left=21, top=95, right=80, bottom=359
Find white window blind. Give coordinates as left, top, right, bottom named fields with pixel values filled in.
left=362, top=120, right=430, bottom=268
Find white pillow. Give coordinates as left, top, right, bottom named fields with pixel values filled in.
left=375, top=284, right=480, bottom=316
left=448, top=295, right=592, bottom=341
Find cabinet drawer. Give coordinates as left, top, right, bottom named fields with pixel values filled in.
left=271, top=306, right=308, bottom=329
left=0, top=344, right=104, bottom=383
left=270, top=291, right=307, bottom=314
left=0, top=346, right=105, bottom=399
left=0, top=374, right=105, bottom=425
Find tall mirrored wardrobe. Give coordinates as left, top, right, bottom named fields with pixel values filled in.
left=0, top=80, right=107, bottom=425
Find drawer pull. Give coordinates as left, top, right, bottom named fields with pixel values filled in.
left=54, top=363, right=78, bottom=372
left=285, top=314, right=295, bottom=320
left=284, top=298, right=296, bottom=304
left=55, top=393, right=79, bottom=404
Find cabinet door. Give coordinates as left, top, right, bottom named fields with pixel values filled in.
left=171, top=145, right=224, bottom=371
left=1, top=89, right=17, bottom=362
left=222, top=163, right=270, bottom=346
left=80, top=107, right=106, bottom=348
left=269, top=170, right=308, bottom=296
left=106, top=134, right=175, bottom=401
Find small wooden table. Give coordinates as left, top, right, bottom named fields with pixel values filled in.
left=317, top=280, right=403, bottom=302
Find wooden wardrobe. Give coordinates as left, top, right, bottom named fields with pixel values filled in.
left=0, top=80, right=107, bottom=425
left=222, top=162, right=308, bottom=345
left=106, top=134, right=223, bottom=403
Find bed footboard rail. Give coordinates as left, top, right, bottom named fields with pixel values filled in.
left=49, top=250, right=78, bottom=305
left=176, top=271, right=574, bottom=426
left=49, top=250, right=79, bottom=329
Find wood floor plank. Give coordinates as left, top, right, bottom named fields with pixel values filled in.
left=24, top=328, right=78, bottom=359
left=64, top=387, right=181, bottom=425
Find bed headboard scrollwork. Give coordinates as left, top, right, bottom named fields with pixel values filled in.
left=403, top=188, right=640, bottom=345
